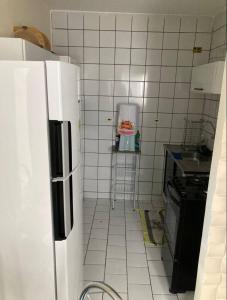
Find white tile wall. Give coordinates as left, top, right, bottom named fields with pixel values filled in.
left=51, top=11, right=213, bottom=203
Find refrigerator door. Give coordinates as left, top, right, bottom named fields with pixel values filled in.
left=55, top=166, right=83, bottom=300
left=0, top=61, right=56, bottom=300
left=46, top=61, right=80, bottom=171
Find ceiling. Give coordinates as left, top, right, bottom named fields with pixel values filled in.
left=46, top=0, right=226, bottom=16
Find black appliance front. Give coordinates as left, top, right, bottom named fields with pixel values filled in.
left=162, top=177, right=207, bottom=293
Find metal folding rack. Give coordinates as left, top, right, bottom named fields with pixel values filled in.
left=111, top=146, right=140, bottom=210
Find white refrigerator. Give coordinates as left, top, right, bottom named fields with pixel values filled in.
left=0, top=61, right=83, bottom=300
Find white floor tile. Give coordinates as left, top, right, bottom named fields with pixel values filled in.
left=110, top=210, right=125, bottom=217
left=93, top=219, right=109, bottom=229
left=94, top=212, right=110, bottom=220
left=126, top=230, right=144, bottom=241
left=146, top=246, right=162, bottom=260
left=96, top=205, right=110, bottom=212
left=86, top=293, right=103, bottom=300
left=153, top=295, right=178, bottom=300
left=148, top=260, right=166, bottom=276
left=126, top=222, right=142, bottom=230
left=88, top=239, right=107, bottom=251
left=177, top=292, right=194, bottom=300
left=128, top=267, right=150, bottom=284
left=128, top=284, right=153, bottom=300
left=103, top=293, right=127, bottom=300
left=84, top=265, right=105, bottom=281
left=106, top=259, right=127, bottom=274
left=151, top=276, right=171, bottom=295
left=107, top=245, right=126, bottom=260
left=84, top=223, right=92, bottom=234
left=127, top=253, right=148, bottom=267
left=110, top=217, right=125, bottom=226
left=108, top=235, right=126, bottom=247
left=105, top=274, right=127, bottom=293
left=90, top=228, right=108, bottom=239
left=109, top=225, right=126, bottom=235
left=85, top=251, right=106, bottom=265
left=127, top=240, right=145, bottom=253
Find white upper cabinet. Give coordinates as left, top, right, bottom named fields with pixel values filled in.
left=191, top=61, right=225, bottom=94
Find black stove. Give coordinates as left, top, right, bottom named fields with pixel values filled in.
left=162, top=175, right=208, bottom=293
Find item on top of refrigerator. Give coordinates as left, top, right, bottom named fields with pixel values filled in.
left=13, top=26, right=51, bottom=50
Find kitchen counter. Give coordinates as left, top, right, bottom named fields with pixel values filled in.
left=164, top=144, right=211, bottom=175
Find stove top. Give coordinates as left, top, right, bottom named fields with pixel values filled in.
left=173, top=176, right=209, bottom=199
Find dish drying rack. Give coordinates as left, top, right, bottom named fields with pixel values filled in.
left=111, top=146, right=140, bottom=210
left=183, top=118, right=204, bottom=147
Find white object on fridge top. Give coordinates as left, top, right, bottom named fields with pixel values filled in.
left=0, top=37, right=58, bottom=60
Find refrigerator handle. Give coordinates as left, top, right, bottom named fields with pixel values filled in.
left=68, top=122, right=72, bottom=173
left=52, top=181, right=66, bottom=241
left=69, top=176, right=74, bottom=228
left=49, top=121, right=63, bottom=178
left=52, top=179, right=74, bottom=241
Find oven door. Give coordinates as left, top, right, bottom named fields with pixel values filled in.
left=162, top=180, right=182, bottom=291
left=164, top=180, right=181, bottom=255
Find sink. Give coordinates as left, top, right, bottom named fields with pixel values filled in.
left=181, top=151, right=209, bottom=162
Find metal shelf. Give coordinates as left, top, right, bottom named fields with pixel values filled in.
left=111, top=149, right=140, bottom=209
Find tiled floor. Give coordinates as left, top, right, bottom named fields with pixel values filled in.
left=83, top=198, right=194, bottom=300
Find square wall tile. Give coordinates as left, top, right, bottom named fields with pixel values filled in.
left=84, top=30, right=99, bottom=47
left=116, top=14, right=132, bottom=30
left=131, top=49, right=146, bottom=65
left=100, top=65, right=114, bottom=80
left=116, top=31, right=131, bottom=48
left=197, top=16, right=213, bottom=33
left=146, top=49, right=162, bottom=65
left=160, top=67, right=176, bottom=82
left=195, top=33, right=212, bottom=50
left=100, top=48, right=115, bottom=64
left=147, top=32, right=163, bottom=49
left=100, top=31, right=115, bottom=47
left=51, top=11, right=67, bottom=28
left=84, top=47, right=99, bottom=63
left=52, top=29, right=68, bottom=46
left=115, top=48, right=131, bottom=64
left=132, top=15, right=148, bottom=31
left=68, top=30, right=83, bottom=46
left=148, top=15, right=165, bottom=32
left=162, top=50, right=178, bottom=66
left=180, top=16, right=197, bottom=32
left=115, top=65, right=130, bottom=80
left=68, top=12, right=84, bottom=29
left=179, top=33, right=195, bottom=50
left=164, top=15, right=181, bottom=32
left=163, top=33, right=179, bottom=49
left=130, top=65, right=145, bottom=81
left=84, top=13, right=99, bottom=30
left=132, top=31, right=147, bottom=48
left=100, top=14, right=116, bottom=30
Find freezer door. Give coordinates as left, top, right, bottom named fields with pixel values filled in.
left=55, top=167, right=83, bottom=300
left=46, top=61, right=80, bottom=170
left=0, top=61, right=56, bottom=300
